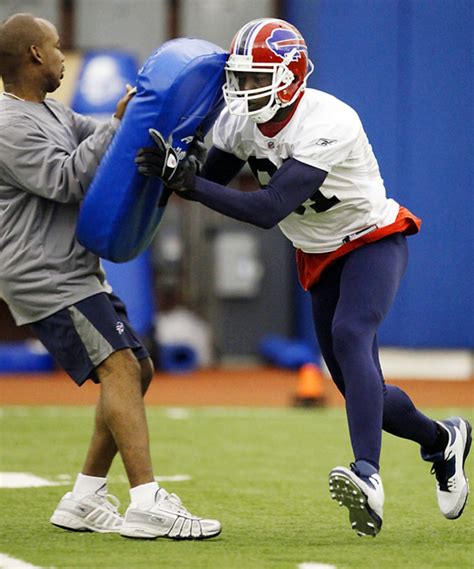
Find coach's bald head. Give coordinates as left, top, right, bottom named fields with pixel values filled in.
left=0, top=13, right=64, bottom=100
left=0, top=13, right=47, bottom=78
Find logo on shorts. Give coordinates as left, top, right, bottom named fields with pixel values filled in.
left=115, top=321, right=125, bottom=335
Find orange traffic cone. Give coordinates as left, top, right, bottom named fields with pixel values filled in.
left=293, top=363, right=325, bottom=407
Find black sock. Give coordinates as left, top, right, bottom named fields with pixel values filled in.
left=425, top=423, right=449, bottom=454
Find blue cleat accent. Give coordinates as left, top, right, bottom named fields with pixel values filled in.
left=421, top=417, right=472, bottom=519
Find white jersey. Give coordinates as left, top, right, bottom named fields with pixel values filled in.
left=212, top=88, right=399, bottom=253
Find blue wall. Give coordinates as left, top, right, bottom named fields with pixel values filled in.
left=285, top=0, right=473, bottom=348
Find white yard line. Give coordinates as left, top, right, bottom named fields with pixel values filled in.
left=0, top=473, right=62, bottom=489
left=298, top=563, right=337, bottom=569
left=114, top=474, right=192, bottom=483
left=165, top=408, right=191, bottom=420
left=0, top=472, right=192, bottom=489
left=156, top=474, right=192, bottom=482
left=0, top=553, right=47, bottom=569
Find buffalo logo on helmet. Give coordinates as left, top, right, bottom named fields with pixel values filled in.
left=265, top=28, right=307, bottom=61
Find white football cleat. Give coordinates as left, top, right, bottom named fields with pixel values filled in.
left=50, top=491, right=122, bottom=533
left=329, top=464, right=384, bottom=537
left=120, top=488, right=221, bottom=540
left=421, top=417, right=472, bottom=519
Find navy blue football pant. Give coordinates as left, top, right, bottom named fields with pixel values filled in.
left=310, top=233, right=437, bottom=470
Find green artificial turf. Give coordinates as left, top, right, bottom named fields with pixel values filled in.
left=1, top=406, right=473, bottom=569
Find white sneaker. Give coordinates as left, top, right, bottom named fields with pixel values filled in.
left=421, top=417, right=472, bottom=519
left=329, top=465, right=384, bottom=537
left=50, top=491, right=123, bottom=533
left=120, top=488, right=221, bottom=540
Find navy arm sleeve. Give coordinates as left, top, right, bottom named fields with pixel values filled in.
left=200, top=146, right=246, bottom=185
left=184, top=157, right=328, bottom=229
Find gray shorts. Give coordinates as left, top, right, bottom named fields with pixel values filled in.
left=30, top=292, right=149, bottom=386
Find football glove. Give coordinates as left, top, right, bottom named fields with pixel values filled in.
left=135, top=129, right=206, bottom=192
left=186, top=127, right=207, bottom=167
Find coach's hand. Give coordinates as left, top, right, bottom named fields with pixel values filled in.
left=114, top=84, right=136, bottom=120
left=135, top=129, right=200, bottom=192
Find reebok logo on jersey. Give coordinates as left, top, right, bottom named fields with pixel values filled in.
left=266, top=28, right=307, bottom=61
left=315, top=138, right=337, bottom=146
left=115, top=321, right=125, bottom=334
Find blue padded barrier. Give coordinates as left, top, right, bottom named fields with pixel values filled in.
left=259, top=334, right=318, bottom=370
left=0, top=342, right=55, bottom=374
left=159, top=343, right=198, bottom=373
left=77, top=38, right=227, bottom=263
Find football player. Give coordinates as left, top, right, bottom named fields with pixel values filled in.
left=136, top=18, right=471, bottom=537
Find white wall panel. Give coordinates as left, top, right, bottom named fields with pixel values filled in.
left=0, top=0, right=59, bottom=25
left=180, top=0, right=275, bottom=50
left=75, top=0, right=167, bottom=64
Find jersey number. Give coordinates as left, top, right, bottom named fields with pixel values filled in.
left=294, top=190, right=340, bottom=215
left=248, top=157, right=277, bottom=189
left=248, top=156, right=340, bottom=215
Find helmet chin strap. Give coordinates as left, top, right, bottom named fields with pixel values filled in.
left=250, top=103, right=280, bottom=124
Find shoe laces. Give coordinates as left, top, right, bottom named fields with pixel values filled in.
left=157, top=489, right=189, bottom=516
left=430, top=461, right=457, bottom=491
left=94, top=492, right=121, bottom=514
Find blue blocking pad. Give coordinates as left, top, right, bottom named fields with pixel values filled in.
left=76, top=38, right=227, bottom=262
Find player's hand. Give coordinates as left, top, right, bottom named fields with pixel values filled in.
left=187, top=127, right=207, bottom=167
left=114, top=84, right=136, bottom=120
left=135, top=129, right=200, bottom=191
